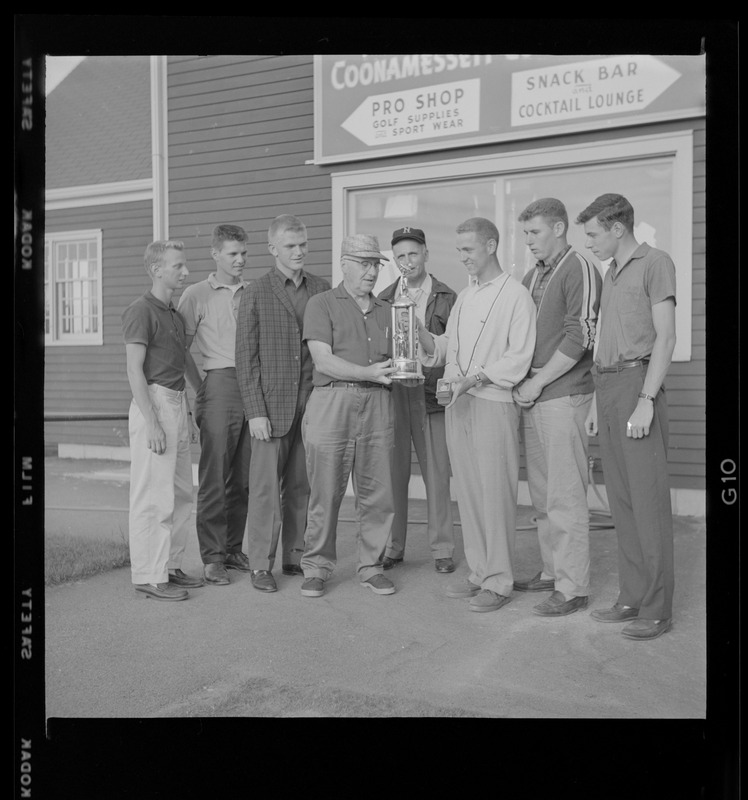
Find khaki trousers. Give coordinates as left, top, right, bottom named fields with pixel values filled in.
left=128, top=384, right=193, bottom=585
left=301, top=385, right=394, bottom=582
left=446, top=395, right=520, bottom=597
left=521, top=394, right=593, bottom=599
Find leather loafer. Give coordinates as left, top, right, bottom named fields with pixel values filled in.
left=382, top=556, right=403, bottom=570
left=282, top=564, right=304, bottom=576
left=204, top=562, right=230, bottom=585
left=532, top=591, right=588, bottom=617
left=225, top=552, right=251, bottom=572
left=469, top=589, right=511, bottom=613
left=435, top=558, right=456, bottom=573
left=168, top=569, right=205, bottom=588
left=250, top=569, right=277, bottom=593
left=514, top=572, right=554, bottom=592
left=590, top=603, right=639, bottom=623
left=135, top=582, right=188, bottom=601
left=621, top=618, right=672, bottom=640
left=301, top=577, right=325, bottom=597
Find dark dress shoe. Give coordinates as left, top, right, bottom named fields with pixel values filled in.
left=514, top=572, right=554, bottom=592
left=168, top=569, right=205, bottom=588
left=621, top=618, right=672, bottom=640
left=532, top=591, right=588, bottom=617
left=204, top=562, right=230, bottom=585
left=225, top=552, right=251, bottom=572
left=250, top=569, right=277, bottom=592
left=435, top=558, right=456, bottom=573
left=135, top=582, right=188, bottom=601
left=282, top=564, right=303, bottom=576
left=382, top=556, right=403, bottom=570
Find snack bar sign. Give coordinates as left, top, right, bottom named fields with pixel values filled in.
left=313, top=54, right=705, bottom=164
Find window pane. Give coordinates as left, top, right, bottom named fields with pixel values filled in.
left=351, top=180, right=496, bottom=295
left=503, top=159, right=673, bottom=281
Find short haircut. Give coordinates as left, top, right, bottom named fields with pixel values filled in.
left=212, top=224, right=248, bottom=251
left=143, top=240, right=184, bottom=275
left=518, top=197, right=569, bottom=233
left=456, top=217, right=500, bottom=246
left=575, top=193, right=635, bottom=232
left=268, top=214, right=306, bottom=243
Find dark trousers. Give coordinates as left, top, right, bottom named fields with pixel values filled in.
left=194, top=368, right=251, bottom=563
left=595, top=366, right=674, bottom=620
left=245, top=404, right=309, bottom=571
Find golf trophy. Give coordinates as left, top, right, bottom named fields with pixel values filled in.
left=390, top=267, right=425, bottom=388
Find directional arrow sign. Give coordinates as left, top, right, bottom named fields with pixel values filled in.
left=341, top=78, right=480, bottom=147
left=511, top=55, right=682, bottom=127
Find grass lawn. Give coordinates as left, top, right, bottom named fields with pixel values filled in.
left=45, top=532, right=130, bottom=586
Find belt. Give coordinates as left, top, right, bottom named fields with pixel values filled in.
left=325, top=381, right=389, bottom=390
left=596, top=359, right=649, bottom=373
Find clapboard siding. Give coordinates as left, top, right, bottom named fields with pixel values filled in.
left=44, top=200, right=153, bottom=447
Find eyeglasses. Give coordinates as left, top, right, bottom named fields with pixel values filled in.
left=343, top=257, right=383, bottom=272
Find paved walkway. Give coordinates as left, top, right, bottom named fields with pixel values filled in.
left=43, top=456, right=706, bottom=719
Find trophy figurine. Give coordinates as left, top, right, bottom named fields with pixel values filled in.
left=390, top=266, right=425, bottom=387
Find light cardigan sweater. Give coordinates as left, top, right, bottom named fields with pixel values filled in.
left=421, top=271, right=536, bottom=403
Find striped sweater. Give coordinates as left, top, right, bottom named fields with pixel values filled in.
left=521, top=248, right=602, bottom=403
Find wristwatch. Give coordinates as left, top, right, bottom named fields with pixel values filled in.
left=638, top=391, right=655, bottom=402
left=474, top=372, right=485, bottom=387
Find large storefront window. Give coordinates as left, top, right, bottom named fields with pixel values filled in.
left=334, top=131, right=693, bottom=361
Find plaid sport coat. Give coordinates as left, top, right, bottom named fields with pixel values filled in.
left=236, top=268, right=331, bottom=438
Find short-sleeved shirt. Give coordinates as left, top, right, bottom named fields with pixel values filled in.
left=596, top=242, right=677, bottom=367
left=303, top=282, right=392, bottom=387
left=122, top=292, right=187, bottom=390
left=177, top=273, right=247, bottom=370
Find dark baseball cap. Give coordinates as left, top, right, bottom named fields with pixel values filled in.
left=391, top=227, right=426, bottom=247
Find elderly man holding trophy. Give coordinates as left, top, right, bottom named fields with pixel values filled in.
left=378, top=227, right=458, bottom=574
left=299, top=233, right=398, bottom=598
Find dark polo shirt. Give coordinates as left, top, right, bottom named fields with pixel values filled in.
left=122, top=291, right=187, bottom=391
left=302, top=281, right=392, bottom=387
left=596, top=242, right=676, bottom=367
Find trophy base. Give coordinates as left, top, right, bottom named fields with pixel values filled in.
left=391, top=372, right=425, bottom=388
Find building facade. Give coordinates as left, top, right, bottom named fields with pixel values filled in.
left=44, top=54, right=706, bottom=514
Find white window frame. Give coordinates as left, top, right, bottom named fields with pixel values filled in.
left=331, top=130, right=694, bottom=361
left=45, top=229, right=104, bottom=346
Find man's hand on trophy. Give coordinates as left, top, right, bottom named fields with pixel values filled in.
left=415, top=318, right=434, bottom=355
left=367, top=359, right=397, bottom=385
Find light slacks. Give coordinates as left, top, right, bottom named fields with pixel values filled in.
left=128, top=383, right=193, bottom=585
left=521, top=394, right=593, bottom=598
left=386, top=384, right=454, bottom=560
left=446, top=394, right=520, bottom=597
left=301, top=386, right=394, bottom=582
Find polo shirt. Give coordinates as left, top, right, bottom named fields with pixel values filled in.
left=121, top=292, right=187, bottom=390
left=596, top=242, right=677, bottom=367
left=177, top=273, right=247, bottom=370
left=303, top=281, right=392, bottom=387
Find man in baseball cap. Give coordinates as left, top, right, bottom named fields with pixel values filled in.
left=379, top=225, right=458, bottom=575
left=299, top=233, right=397, bottom=598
